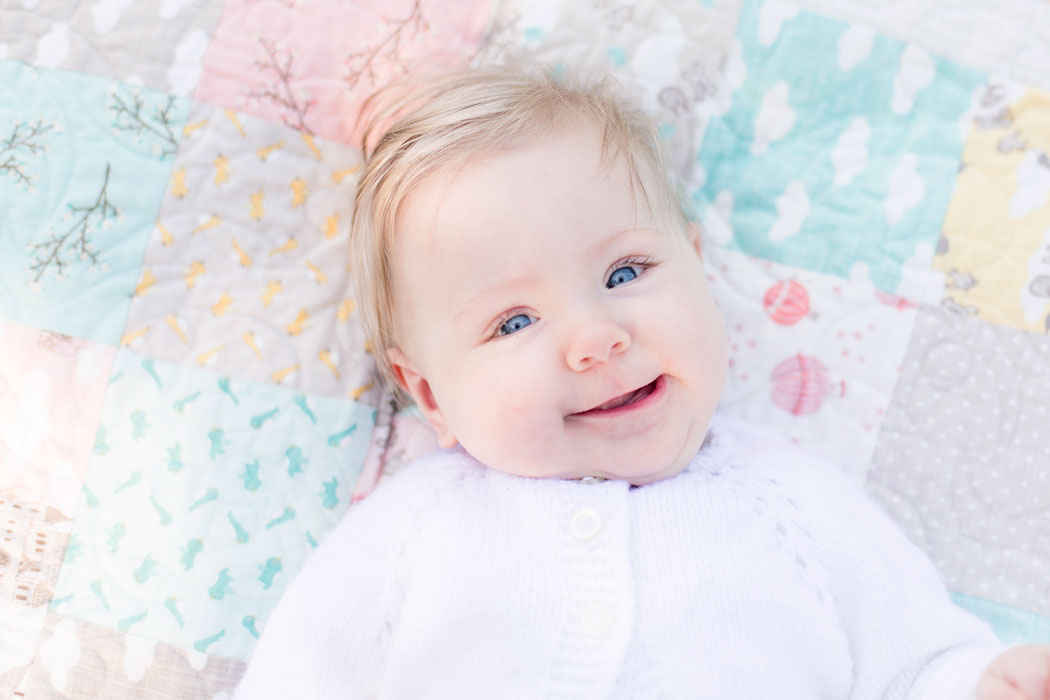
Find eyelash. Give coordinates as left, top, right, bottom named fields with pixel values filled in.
left=488, top=255, right=658, bottom=339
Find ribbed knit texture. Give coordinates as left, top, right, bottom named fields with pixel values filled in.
left=232, top=415, right=1003, bottom=699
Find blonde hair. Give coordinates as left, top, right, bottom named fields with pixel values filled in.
left=349, top=64, right=693, bottom=404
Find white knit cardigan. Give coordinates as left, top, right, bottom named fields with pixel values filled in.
left=232, top=415, right=1002, bottom=699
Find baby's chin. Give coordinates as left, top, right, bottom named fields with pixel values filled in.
left=581, top=424, right=709, bottom=485
left=597, top=457, right=691, bottom=486
left=464, top=421, right=706, bottom=484
left=542, top=446, right=693, bottom=484
left=488, top=457, right=688, bottom=485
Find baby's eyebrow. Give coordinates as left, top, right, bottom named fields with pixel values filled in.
left=587, top=226, right=658, bottom=256
left=454, top=276, right=534, bottom=324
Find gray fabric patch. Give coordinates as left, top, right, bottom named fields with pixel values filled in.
left=0, top=1, right=224, bottom=96
left=866, top=303, right=1050, bottom=615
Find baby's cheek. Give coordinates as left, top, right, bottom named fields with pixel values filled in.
left=495, top=381, right=554, bottom=435
left=481, top=370, right=530, bottom=415
left=464, top=389, right=555, bottom=475
left=462, top=369, right=545, bottom=443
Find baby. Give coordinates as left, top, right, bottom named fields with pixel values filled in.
left=233, top=66, right=1050, bottom=698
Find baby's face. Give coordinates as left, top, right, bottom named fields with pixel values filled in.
left=387, top=128, right=728, bottom=484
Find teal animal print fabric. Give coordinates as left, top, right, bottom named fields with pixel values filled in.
left=50, top=350, right=374, bottom=659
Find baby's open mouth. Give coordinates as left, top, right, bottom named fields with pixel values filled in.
left=574, top=377, right=661, bottom=415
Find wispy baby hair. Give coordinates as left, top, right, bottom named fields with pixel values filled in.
left=349, top=63, right=692, bottom=403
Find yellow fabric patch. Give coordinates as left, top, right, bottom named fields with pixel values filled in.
left=935, top=87, right=1050, bottom=332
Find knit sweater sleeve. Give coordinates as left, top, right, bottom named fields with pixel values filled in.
left=748, top=435, right=1003, bottom=700
left=231, top=459, right=442, bottom=700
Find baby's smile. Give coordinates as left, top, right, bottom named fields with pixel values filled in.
left=568, top=374, right=664, bottom=416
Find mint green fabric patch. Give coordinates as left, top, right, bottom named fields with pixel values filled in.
left=695, top=0, right=985, bottom=293
left=51, top=350, right=375, bottom=659
left=952, top=593, right=1050, bottom=644
left=0, top=60, right=187, bottom=343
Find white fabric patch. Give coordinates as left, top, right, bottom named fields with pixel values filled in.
left=161, top=0, right=196, bottom=19
left=40, top=618, right=81, bottom=693
left=186, top=648, right=209, bottom=671
left=891, top=45, right=935, bottom=115
left=711, top=39, right=747, bottom=118
left=34, top=22, right=70, bottom=68
left=123, top=635, right=157, bottom=682
left=757, top=0, right=798, bottom=47
left=169, top=28, right=209, bottom=96
left=884, top=154, right=925, bottom=225
left=1010, top=150, right=1050, bottom=219
left=92, top=0, right=136, bottom=35
left=831, top=117, right=870, bottom=186
left=837, top=23, right=873, bottom=72
left=769, top=180, right=810, bottom=242
left=751, top=80, right=795, bottom=156
left=704, top=190, right=735, bottom=246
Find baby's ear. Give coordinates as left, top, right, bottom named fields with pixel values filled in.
left=385, top=347, right=458, bottom=449
left=687, top=223, right=703, bottom=261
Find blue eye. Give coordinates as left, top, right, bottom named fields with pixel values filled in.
left=498, top=313, right=534, bottom=336
left=606, top=265, right=639, bottom=288
left=605, top=256, right=657, bottom=288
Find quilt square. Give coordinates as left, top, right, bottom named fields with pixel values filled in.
left=122, top=102, right=374, bottom=401
left=704, top=245, right=918, bottom=478
left=475, top=0, right=738, bottom=180
left=0, top=60, right=188, bottom=345
left=0, top=0, right=224, bottom=96
left=23, top=614, right=244, bottom=700
left=0, top=321, right=115, bottom=520
left=195, top=0, right=491, bottom=144
left=694, top=0, right=985, bottom=293
left=866, top=304, right=1050, bottom=617
left=0, top=601, right=43, bottom=697
left=792, top=0, right=1050, bottom=95
left=0, top=322, right=115, bottom=687
left=933, top=79, right=1050, bottom=334
left=50, top=350, right=375, bottom=659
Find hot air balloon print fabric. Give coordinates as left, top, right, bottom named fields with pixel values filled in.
left=704, top=245, right=918, bottom=474
left=763, top=279, right=810, bottom=325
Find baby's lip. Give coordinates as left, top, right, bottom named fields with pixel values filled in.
left=570, top=377, right=660, bottom=415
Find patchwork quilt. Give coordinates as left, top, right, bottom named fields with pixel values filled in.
left=2, top=0, right=1050, bottom=696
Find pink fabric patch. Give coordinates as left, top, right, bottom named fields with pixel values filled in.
left=195, top=0, right=492, bottom=145
left=0, top=322, right=115, bottom=515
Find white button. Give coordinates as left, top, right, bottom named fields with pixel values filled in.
left=569, top=508, right=602, bottom=540
left=580, top=600, right=615, bottom=636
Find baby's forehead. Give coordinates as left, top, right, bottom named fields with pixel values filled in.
left=399, top=134, right=644, bottom=243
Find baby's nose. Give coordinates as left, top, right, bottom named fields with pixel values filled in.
left=565, top=318, right=631, bottom=372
